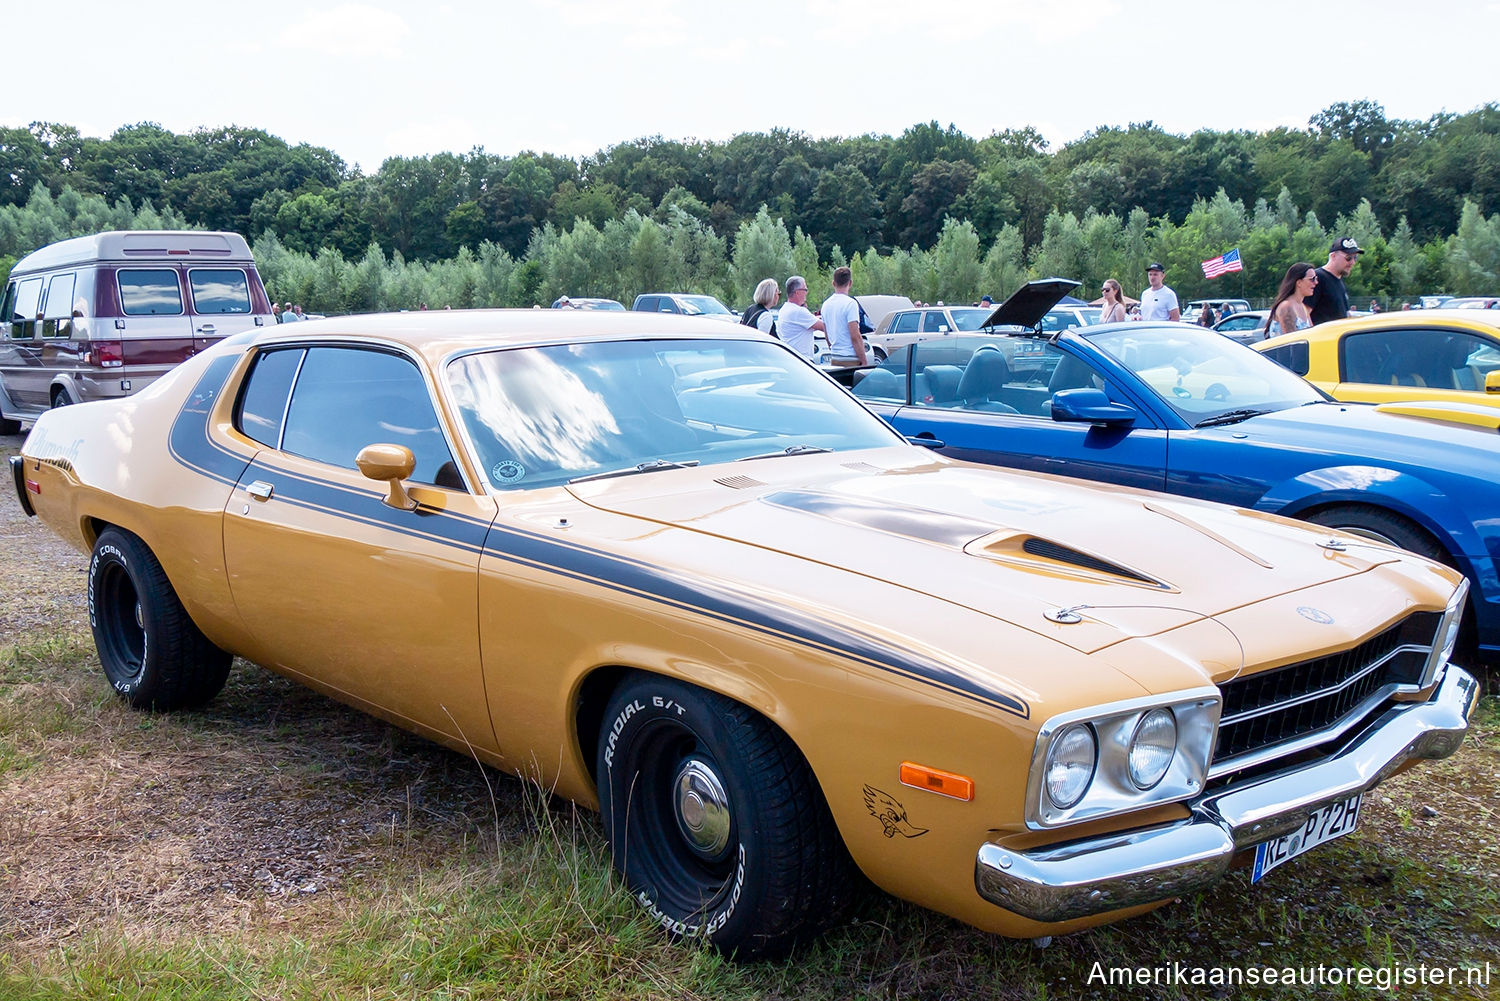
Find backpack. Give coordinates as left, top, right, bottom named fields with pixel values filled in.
left=857, top=300, right=874, bottom=335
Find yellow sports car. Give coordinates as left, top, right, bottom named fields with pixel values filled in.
left=1255, top=309, right=1500, bottom=406
left=11, top=311, right=1476, bottom=957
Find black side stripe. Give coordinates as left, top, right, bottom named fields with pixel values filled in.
left=166, top=373, right=1030, bottom=718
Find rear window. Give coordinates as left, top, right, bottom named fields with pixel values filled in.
left=119, top=269, right=184, bottom=315
left=236, top=348, right=305, bottom=448
left=189, top=268, right=252, bottom=314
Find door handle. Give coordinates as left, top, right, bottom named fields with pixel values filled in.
left=197, top=323, right=216, bottom=334
left=246, top=480, right=274, bottom=500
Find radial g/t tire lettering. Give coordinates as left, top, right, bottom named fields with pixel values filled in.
left=88, top=528, right=232, bottom=711
left=597, top=672, right=852, bottom=959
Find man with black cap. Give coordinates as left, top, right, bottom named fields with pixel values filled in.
left=1306, top=237, right=1363, bottom=324
left=1139, top=263, right=1180, bottom=322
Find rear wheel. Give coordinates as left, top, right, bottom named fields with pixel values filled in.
left=872, top=346, right=887, bottom=363
left=51, top=386, right=75, bottom=409
left=596, top=673, right=851, bottom=958
left=88, top=528, right=231, bottom=710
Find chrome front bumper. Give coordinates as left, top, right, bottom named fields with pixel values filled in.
left=975, top=664, right=1479, bottom=923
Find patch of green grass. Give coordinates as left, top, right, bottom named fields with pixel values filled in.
left=0, top=629, right=104, bottom=775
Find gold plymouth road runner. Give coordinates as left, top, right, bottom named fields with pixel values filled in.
left=11, top=311, right=1477, bottom=957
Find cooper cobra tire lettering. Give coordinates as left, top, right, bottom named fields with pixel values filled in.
left=595, top=673, right=852, bottom=959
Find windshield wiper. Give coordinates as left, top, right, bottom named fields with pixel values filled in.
left=1194, top=409, right=1269, bottom=429
left=738, top=445, right=833, bottom=461
left=568, top=459, right=700, bottom=483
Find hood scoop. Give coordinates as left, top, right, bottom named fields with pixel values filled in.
left=965, top=530, right=1171, bottom=590
left=715, top=474, right=768, bottom=490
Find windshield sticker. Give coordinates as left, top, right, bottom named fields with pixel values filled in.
left=492, top=460, right=526, bottom=485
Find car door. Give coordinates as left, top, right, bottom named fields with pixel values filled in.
left=220, top=344, right=500, bottom=750
left=1337, top=325, right=1500, bottom=404
left=187, top=267, right=257, bottom=351
left=2, top=276, right=46, bottom=407
left=884, top=338, right=1169, bottom=491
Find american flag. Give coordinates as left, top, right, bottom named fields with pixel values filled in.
left=1201, top=248, right=1243, bottom=279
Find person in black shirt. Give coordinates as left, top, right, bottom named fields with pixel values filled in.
left=1306, top=237, right=1363, bottom=324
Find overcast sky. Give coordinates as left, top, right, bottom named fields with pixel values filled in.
left=5, top=0, right=1497, bottom=172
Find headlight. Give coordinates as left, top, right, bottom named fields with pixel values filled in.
left=1027, top=688, right=1220, bottom=829
left=1127, top=708, right=1177, bottom=789
left=1044, top=724, right=1096, bottom=808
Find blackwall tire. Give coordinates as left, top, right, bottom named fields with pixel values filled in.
left=596, top=673, right=851, bottom=958
left=88, top=528, right=231, bottom=711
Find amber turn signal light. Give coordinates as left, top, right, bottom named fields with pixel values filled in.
left=900, top=761, right=974, bottom=801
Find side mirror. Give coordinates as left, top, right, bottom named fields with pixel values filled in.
left=1051, top=388, right=1138, bottom=426
left=1487, top=370, right=1500, bottom=394
left=356, top=443, right=418, bottom=510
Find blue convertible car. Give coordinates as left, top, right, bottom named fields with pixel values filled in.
left=852, top=292, right=1500, bottom=659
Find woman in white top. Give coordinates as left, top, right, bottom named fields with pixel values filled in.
left=1099, top=279, right=1127, bottom=323
left=1266, top=263, right=1317, bottom=338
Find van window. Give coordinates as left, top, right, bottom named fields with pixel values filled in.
left=189, top=268, right=252, bottom=314
left=7, top=277, right=43, bottom=339
left=42, top=273, right=77, bottom=338
left=119, top=269, right=184, bottom=315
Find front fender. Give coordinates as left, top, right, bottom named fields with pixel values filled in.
left=1258, top=463, right=1485, bottom=582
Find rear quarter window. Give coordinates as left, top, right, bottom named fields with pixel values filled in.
left=189, top=268, right=252, bottom=314
left=1263, top=340, right=1310, bottom=376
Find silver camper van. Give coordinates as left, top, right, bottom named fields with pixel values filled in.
left=0, top=230, right=275, bottom=431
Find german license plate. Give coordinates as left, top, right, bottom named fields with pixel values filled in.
left=1252, top=793, right=1362, bottom=883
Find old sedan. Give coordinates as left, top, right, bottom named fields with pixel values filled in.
left=12, top=310, right=1476, bottom=957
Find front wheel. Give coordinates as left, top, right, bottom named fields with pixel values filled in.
left=88, top=528, right=232, bottom=710
left=1304, top=505, right=1446, bottom=562
left=596, top=673, right=851, bottom=958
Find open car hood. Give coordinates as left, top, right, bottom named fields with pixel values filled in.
left=982, top=278, right=1081, bottom=330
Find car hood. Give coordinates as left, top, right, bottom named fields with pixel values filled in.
left=1230, top=401, right=1500, bottom=467
left=566, top=450, right=1397, bottom=659
left=983, top=278, right=1081, bottom=329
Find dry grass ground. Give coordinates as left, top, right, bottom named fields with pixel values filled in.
left=0, top=428, right=1495, bottom=1000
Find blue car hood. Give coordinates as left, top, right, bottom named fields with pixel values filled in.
left=1224, top=402, right=1500, bottom=472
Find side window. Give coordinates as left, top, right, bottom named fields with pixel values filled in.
left=235, top=348, right=305, bottom=448
left=280, top=347, right=461, bottom=488
left=189, top=269, right=252, bottom=314
left=660, top=299, right=679, bottom=313
left=118, top=269, right=184, bottom=315
left=1263, top=341, right=1311, bottom=377
left=41, top=273, right=77, bottom=338
left=921, top=310, right=949, bottom=333
left=636, top=296, right=658, bottom=312
left=891, top=311, right=919, bottom=334
left=1340, top=328, right=1484, bottom=389
left=8, top=277, right=43, bottom=339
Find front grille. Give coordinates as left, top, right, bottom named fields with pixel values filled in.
left=1213, top=612, right=1441, bottom=769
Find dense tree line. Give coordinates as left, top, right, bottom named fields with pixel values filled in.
left=2, top=103, right=1498, bottom=310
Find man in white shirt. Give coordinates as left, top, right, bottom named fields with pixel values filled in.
left=776, top=275, right=824, bottom=357
left=821, top=266, right=867, bottom=366
left=1138, top=263, right=1180, bottom=322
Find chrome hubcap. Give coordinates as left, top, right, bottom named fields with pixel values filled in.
left=672, top=757, right=731, bottom=859
left=1333, top=525, right=1397, bottom=546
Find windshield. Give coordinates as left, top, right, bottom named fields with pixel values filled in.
left=679, top=295, right=732, bottom=316
left=445, top=338, right=899, bottom=490
left=949, top=308, right=995, bottom=331
left=1086, top=324, right=1323, bottom=423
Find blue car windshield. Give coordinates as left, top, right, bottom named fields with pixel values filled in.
left=445, top=338, right=900, bottom=490
left=1086, top=324, right=1324, bottom=422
